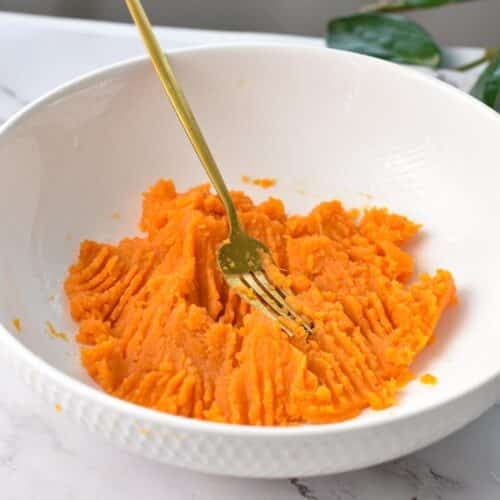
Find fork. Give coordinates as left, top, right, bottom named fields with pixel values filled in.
left=125, top=0, right=314, bottom=337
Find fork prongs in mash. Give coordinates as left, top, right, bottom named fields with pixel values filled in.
left=226, top=270, right=314, bottom=337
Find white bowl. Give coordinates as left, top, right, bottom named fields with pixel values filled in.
left=0, top=45, right=499, bottom=478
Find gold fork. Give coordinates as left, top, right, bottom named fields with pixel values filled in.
left=125, top=0, right=313, bottom=337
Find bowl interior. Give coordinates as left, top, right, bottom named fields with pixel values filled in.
left=0, top=46, right=499, bottom=426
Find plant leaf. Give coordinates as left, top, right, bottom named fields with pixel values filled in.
left=470, top=53, right=500, bottom=111
left=326, top=13, right=441, bottom=67
left=367, top=0, right=476, bottom=13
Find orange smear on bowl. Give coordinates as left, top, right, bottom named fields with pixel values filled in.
left=242, top=175, right=276, bottom=188
left=12, top=318, right=22, bottom=333
left=64, top=180, right=456, bottom=426
left=420, top=373, right=438, bottom=385
left=46, top=321, right=68, bottom=341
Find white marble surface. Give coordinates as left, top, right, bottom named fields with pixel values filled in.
left=0, top=11, right=498, bottom=500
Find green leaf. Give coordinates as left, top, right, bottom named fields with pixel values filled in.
left=326, top=13, right=441, bottom=67
left=367, top=0, right=476, bottom=13
left=470, top=53, right=500, bottom=111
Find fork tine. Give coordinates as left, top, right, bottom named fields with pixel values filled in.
left=227, top=274, right=295, bottom=337
left=244, top=271, right=314, bottom=336
left=250, top=271, right=298, bottom=318
left=238, top=274, right=289, bottom=320
left=254, top=271, right=314, bottom=336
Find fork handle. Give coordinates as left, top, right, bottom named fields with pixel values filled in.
left=125, top=0, right=243, bottom=237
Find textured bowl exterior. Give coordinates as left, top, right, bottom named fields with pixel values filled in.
left=1, top=332, right=498, bottom=478
left=1, top=45, right=500, bottom=477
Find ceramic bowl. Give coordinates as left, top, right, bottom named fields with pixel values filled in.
left=0, top=45, right=499, bottom=478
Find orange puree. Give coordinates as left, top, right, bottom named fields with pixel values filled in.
left=64, top=180, right=456, bottom=425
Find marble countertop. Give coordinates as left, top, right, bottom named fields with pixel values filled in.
left=0, top=11, right=498, bottom=500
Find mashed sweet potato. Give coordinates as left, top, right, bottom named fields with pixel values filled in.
left=65, top=180, right=456, bottom=425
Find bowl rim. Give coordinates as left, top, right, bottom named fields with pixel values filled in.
left=1, top=43, right=499, bottom=437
